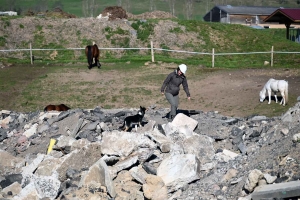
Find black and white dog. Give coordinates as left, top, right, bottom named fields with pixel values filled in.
left=119, top=106, right=147, bottom=132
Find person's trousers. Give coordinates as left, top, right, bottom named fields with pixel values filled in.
left=165, top=92, right=179, bottom=118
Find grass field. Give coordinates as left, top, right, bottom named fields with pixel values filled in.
left=2, top=0, right=300, bottom=19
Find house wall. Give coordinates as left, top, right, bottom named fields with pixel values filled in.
left=203, top=7, right=224, bottom=22
left=227, top=14, right=269, bottom=25
left=0, top=11, right=18, bottom=16
left=203, top=9, right=271, bottom=25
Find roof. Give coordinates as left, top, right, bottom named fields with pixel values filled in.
left=216, top=5, right=278, bottom=15
left=264, top=8, right=300, bottom=23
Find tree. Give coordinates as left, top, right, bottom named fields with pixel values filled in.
left=6, top=0, right=16, bottom=11
left=168, top=0, right=176, bottom=16
left=82, top=0, right=99, bottom=17
left=123, top=0, right=131, bottom=13
left=52, top=0, right=64, bottom=10
left=278, top=0, right=287, bottom=3
left=149, top=0, right=156, bottom=11
left=184, top=0, right=193, bottom=20
left=117, top=0, right=122, bottom=6
left=34, top=0, right=48, bottom=12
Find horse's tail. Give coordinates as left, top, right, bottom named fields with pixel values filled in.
left=87, top=46, right=92, bottom=66
left=285, top=81, right=288, bottom=104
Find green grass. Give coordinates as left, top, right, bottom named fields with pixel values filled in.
left=131, top=20, right=155, bottom=42
left=249, top=94, right=298, bottom=117
left=2, top=0, right=300, bottom=19
left=1, top=18, right=299, bottom=69
left=0, top=36, right=6, bottom=47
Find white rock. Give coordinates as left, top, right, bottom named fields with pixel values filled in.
left=23, top=123, right=38, bottom=138
left=157, top=154, right=200, bottom=192
left=263, top=173, right=277, bottom=184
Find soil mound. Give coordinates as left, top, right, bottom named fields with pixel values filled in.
left=127, top=10, right=177, bottom=19
left=25, top=7, right=77, bottom=18
left=100, top=6, right=127, bottom=20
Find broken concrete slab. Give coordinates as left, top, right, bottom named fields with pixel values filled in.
left=252, top=180, right=300, bottom=200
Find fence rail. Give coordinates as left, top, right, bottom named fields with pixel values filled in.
left=1, top=42, right=300, bottom=67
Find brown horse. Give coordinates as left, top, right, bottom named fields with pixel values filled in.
left=85, top=44, right=101, bottom=69
left=44, top=104, right=70, bottom=112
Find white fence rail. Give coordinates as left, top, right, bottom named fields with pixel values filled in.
left=1, top=42, right=300, bottom=67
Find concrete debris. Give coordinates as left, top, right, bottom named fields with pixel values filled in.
left=0, top=102, right=300, bottom=199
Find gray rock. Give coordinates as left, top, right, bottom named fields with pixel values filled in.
left=0, top=129, right=7, bottom=142
left=0, top=174, right=23, bottom=189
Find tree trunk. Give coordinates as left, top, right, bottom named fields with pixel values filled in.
left=82, top=0, right=99, bottom=17
left=168, top=0, right=176, bottom=16
left=150, top=0, right=156, bottom=11
left=124, top=0, right=131, bottom=13
left=184, top=0, right=193, bottom=20
left=117, top=0, right=122, bottom=6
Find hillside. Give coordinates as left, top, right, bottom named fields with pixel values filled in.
left=0, top=15, right=299, bottom=68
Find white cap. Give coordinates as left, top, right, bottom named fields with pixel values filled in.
left=179, top=64, right=187, bottom=74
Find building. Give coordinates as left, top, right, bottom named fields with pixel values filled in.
left=264, top=8, right=300, bottom=42
left=203, top=5, right=278, bottom=25
left=0, top=11, right=18, bottom=16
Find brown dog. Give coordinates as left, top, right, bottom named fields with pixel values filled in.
left=44, top=104, right=70, bottom=112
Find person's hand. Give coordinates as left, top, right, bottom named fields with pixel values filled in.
left=161, top=92, right=164, bottom=95
left=188, top=97, right=191, bottom=100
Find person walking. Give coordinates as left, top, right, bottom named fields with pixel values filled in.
left=161, top=64, right=191, bottom=121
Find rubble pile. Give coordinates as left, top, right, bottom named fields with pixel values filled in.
left=0, top=102, right=300, bottom=199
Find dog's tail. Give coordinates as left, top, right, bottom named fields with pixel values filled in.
left=285, top=81, right=288, bottom=104
left=119, top=121, right=125, bottom=130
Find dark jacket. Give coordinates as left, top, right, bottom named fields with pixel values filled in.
left=161, top=70, right=190, bottom=97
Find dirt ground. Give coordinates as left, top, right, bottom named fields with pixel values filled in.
left=1, top=63, right=299, bottom=118
left=185, top=67, right=300, bottom=117
left=54, top=64, right=300, bottom=118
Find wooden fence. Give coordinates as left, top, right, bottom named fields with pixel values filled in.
left=0, top=42, right=300, bottom=67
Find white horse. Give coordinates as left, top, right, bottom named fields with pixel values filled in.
left=259, top=78, right=288, bottom=106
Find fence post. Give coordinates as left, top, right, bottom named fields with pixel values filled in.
left=271, top=46, right=274, bottom=67
left=30, top=43, right=33, bottom=65
left=151, top=41, right=154, bottom=62
left=212, top=48, right=215, bottom=68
